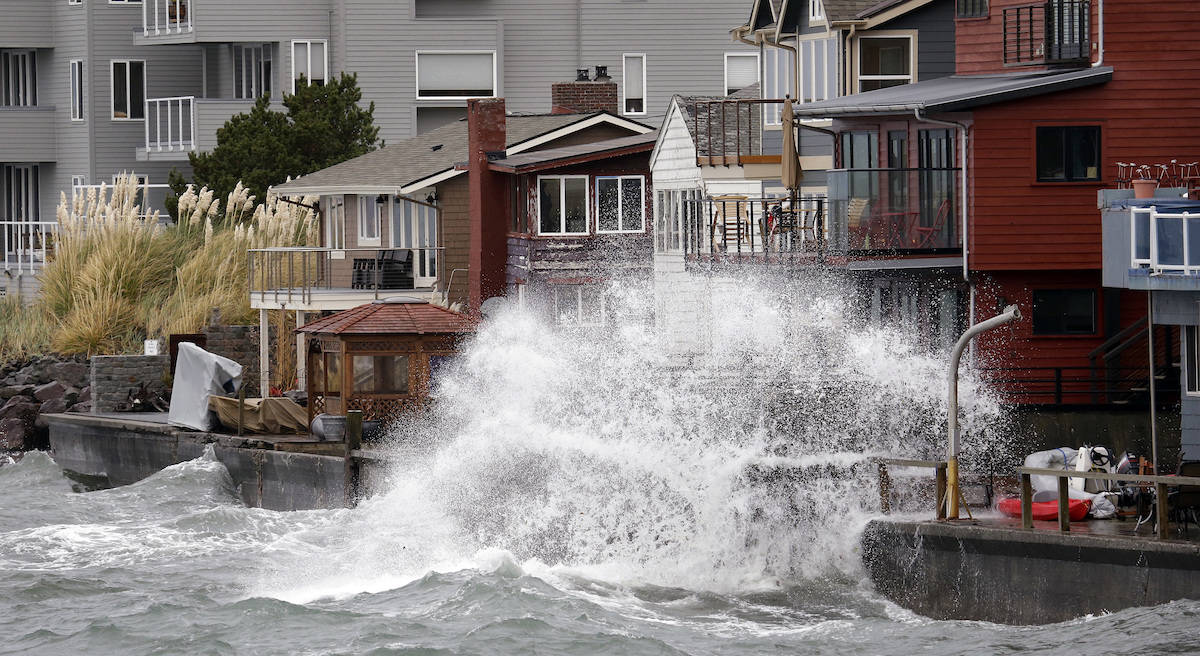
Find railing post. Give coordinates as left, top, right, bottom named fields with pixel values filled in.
left=878, top=462, right=892, bottom=513
left=1020, top=472, right=1033, bottom=529
left=935, top=465, right=947, bottom=520
left=344, top=409, right=363, bottom=508
left=144, top=100, right=151, bottom=152
left=190, top=97, right=196, bottom=150
left=1157, top=481, right=1169, bottom=539
left=1057, top=474, right=1071, bottom=532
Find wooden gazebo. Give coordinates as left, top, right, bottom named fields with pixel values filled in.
left=296, top=300, right=476, bottom=422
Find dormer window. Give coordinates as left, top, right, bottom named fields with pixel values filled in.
left=957, top=0, right=988, bottom=18
left=809, top=0, right=824, bottom=23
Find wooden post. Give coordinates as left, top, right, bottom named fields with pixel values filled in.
left=344, top=409, right=363, bottom=508
left=1058, top=475, right=1071, bottom=533
left=1157, top=481, right=1169, bottom=539
left=237, top=383, right=246, bottom=437
left=878, top=462, right=892, bottom=514
left=1020, top=472, right=1033, bottom=529
left=258, top=308, right=270, bottom=398
left=935, top=466, right=948, bottom=520
left=295, top=311, right=307, bottom=392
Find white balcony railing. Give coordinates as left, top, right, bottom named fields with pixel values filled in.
left=143, top=0, right=193, bottom=37
left=145, top=96, right=196, bottom=153
left=1130, top=206, right=1200, bottom=274
left=2, top=221, right=57, bottom=274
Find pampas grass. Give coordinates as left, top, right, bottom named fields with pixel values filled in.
left=0, top=175, right=316, bottom=358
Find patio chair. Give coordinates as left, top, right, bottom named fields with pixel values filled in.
left=711, top=195, right=751, bottom=252
left=1171, top=460, right=1200, bottom=536
left=846, top=198, right=872, bottom=249
left=912, top=199, right=951, bottom=249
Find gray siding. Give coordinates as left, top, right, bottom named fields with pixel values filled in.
left=0, top=107, right=56, bottom=162
left=0, top=0, right=53, bottom=48
left=876, top=0, right=956, bottom=82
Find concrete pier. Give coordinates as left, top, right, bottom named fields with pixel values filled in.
left=863, top=519, right=1200, bottom=624
left=44, top=413, right=388, bottom=511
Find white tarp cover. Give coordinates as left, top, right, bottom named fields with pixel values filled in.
left=1023, top=447, right=1118, bottom=519
left=168, top=342, right=243, bottom=431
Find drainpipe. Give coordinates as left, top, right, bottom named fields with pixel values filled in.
left=1091, top=0, right=1105, bottom=68
left=915, top=109, right=969, bottom=284
left=946, top=304, right=1022, bottom=519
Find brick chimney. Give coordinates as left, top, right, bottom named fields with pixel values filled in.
left=467, top=97, right=508, bottom=315
left=552, top=70, right=618, bottom=114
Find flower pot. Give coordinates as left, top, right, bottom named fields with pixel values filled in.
left=1133, top=178, right=1158, bottom=199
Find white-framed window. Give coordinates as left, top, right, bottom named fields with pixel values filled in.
left=69, top=0, right=84, bottom=5
left=797, top=37, right=837, bottom=105
left=654, top=188, right=698, bottom=253
left=553, top=285, right=607, bottom=328
left=357, top=194, right=382, bottom=246
left=858, top=35, right=914, bottom=92
left=622, top=53, right=646, bottom=115
left=71, top=175, right=86, bottom=201
left=809, top=0, right=825, bottom=23
left=1, top=50, right=37, bottom=107
left=763, top=47, right=794, bottom=126
left=4, top=164, right=39, bottom=222
left=415, top=51, right=496, bottom=100
left=392, top=197, right=439, bottom=287
left=290, top=40, right=327, bottom=92
left=110, top=60, right=145, bottom=120
left=233, top=44, right=272, bottom=100
left=1188, top=323, right=1200, bottom=395
left=324, top=194, right=346, bottom=250
left=538, top=176, right=589, bottom=235
left=724, top=52, right=759, bottom=96
left=596, top=175, right=645, bottom=233
left=70, top=60, right=84, bottom=120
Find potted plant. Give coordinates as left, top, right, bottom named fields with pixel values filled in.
left=1133, top=178, right=1158, bottom=199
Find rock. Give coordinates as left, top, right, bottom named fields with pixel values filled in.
left=35, top=398, right=69, bottom=429
left=68, top=402, right=91, bottom=413
left=46, top=361, right=88, bottom=388
left=0, top=395, right=34, bottom=414
left=0, top=386, right=27, bottom=400
left=0, top=418, right=25, bottom=451
left=0, top=400, right=38, bottom=427
left=62, top=387, right=80, bottom=406
left=33, top=381, right=66, bottom=402
left=78, top=386, right=91, bottom=404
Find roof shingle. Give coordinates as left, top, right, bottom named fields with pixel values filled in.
left=296, top=301, right=476, bottom=336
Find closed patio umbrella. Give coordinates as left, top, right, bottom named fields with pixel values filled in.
left=780, top=98, right=803, bottom=190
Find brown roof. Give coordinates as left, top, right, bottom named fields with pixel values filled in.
left=487, top=131, right=657, bottom=173
left=296, top=301, right=476, bottom=336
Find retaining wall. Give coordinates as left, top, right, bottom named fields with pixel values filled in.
left=90, top=355, right=169, bottom=413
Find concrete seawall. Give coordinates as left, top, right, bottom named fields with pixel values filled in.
left=45, top=413, right=385, bottom=511
left=862, top=519, right=1200, bottom=624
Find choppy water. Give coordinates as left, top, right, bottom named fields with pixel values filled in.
left=3, top=277, right=1199, bottom=654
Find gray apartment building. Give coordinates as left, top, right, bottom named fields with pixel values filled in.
left=0, top=0, right=757, bottom=297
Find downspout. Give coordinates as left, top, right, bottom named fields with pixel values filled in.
left=1091, top=0, right=1104, bottom=68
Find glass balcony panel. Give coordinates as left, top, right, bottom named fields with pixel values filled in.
left=826, top=168, right=961, bottom=253
left=1156, top=217, right=1184, bottom=267
left=1133, top=211, right=1150, bottom=262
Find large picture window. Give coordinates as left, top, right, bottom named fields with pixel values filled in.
left=596, top=176, right=645, bottom=233
left=111, top=60, right=145, bottom=119
left=858, top=36, right=912, bottom=92
left=416, top=51, right=496, bottom=99
left=233, top=44, right=272, bottom=99
left=392, top=197, right=439, bottom=286
left=352, top=355, right=410, bottom=394
left=291, top=40, right=326, bottom=92
left=357, top=195, right=382, bottom=246
left=538, top=176, right=589, bottom=235
left=1036, top=125, right=1100, bottom=182
left=553, top=285, right=607, bottom=328
left=1031, top=289, right=1096, bottom=335
left=2, top=51, right=37, bottom=107
left=324, top=195, right=346, bottom=249
left=622, top=53, right=646, bottom=115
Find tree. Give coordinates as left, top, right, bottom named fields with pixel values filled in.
left=188, top=73, right=380, bottom=215
left=163, top=167, right=189, bottom=221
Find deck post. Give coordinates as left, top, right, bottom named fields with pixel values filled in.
left=259, top=308, right=270, bottom=397
left=296, top=311, right=307, bottom=392
left=878, top=462, right=891, bottom=513
left=1020, top=472, right=1033, bottom=529
left=1157, top=481, right=1169, bottom=539
left=344, top=410, right=363, bottom=507
left=1057, top=475, right=1070, bottom=532
left=935, top=466, right=947, bottom=520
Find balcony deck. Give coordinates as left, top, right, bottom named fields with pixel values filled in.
left=138, top=97, right=264, bottom=161
left=249, top=247, right=444, bottom=312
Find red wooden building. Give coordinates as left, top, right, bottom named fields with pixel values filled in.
left=790, top=0, right=1200, bottom=406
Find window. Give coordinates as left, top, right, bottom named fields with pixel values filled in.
left=415, top=51, right=496, bottom=99
left=840, top=131, right=879, bottom=168
left=797, top=37, right=837, bottom=104
left=109, top=0, right=141, bottom=3
left=352, top=355, right=410, bottom=394
left=69, top=0, right=84, bottom=5
left=325, top=195, right=346, bottom=249
left=70, top=60, right=84, bottom=120
left=596, top=176, right=645, bottom=233
left=763, top=47, right=794, bottom=125
left=111, top=60, right=145, bottom=119
left=622, top=53, right=645, bottom=115
left=1, top=50, right=37, bottom=107
left=724, top=53, right=759, bottom=96
left=1036, top=126, right=1100, bottom=182
left=858, top=36, right=912, bottom=92
left=655, top=188, right=698, bottom=253
left=809, top=0, right=825, bottom=23
left=3, top=164, right=39, bottom=222
left=1031, top=289, right=1096, bottom=335
left=538, top=176, right=589, bottom=235
left=291, top=40, right=326, bottom=92
left=957, top=0, right=987, bottom=18
left=554, top=285, right=607, bottom=328
left=233, top=44, right=272, bottom=99
left=357, top=195, right=382, bottom=245
left=392, top=197, right=439, bottom=286
left=71, top=175, right=86, bottom=202
left=1187, top=325, right=1200, bottom=395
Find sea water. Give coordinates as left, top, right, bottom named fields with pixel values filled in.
left=2, top=276, right=1199, bottom=654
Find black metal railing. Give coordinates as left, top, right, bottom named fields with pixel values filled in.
left=679, top=194, right=827, bottom=264
left=1003, top=0, right=1090, bottom=66
left=980, top=363, right=1179, bottom=408
left=693, top=99, right=786, bottom=166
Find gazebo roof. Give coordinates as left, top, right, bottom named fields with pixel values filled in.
left=296, top=300, right=476, bottom=336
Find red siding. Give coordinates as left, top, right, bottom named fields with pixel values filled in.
left=955, top=0, right=1099, bottom=75
left=969, top=0, right=1200, bottom=271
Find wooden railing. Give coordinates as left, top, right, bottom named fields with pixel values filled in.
left=693, top=99, right=786, bottom=167
left=875, top=457, right=949, bottom=519
left=1017, top=467, right=1200, bottom=538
